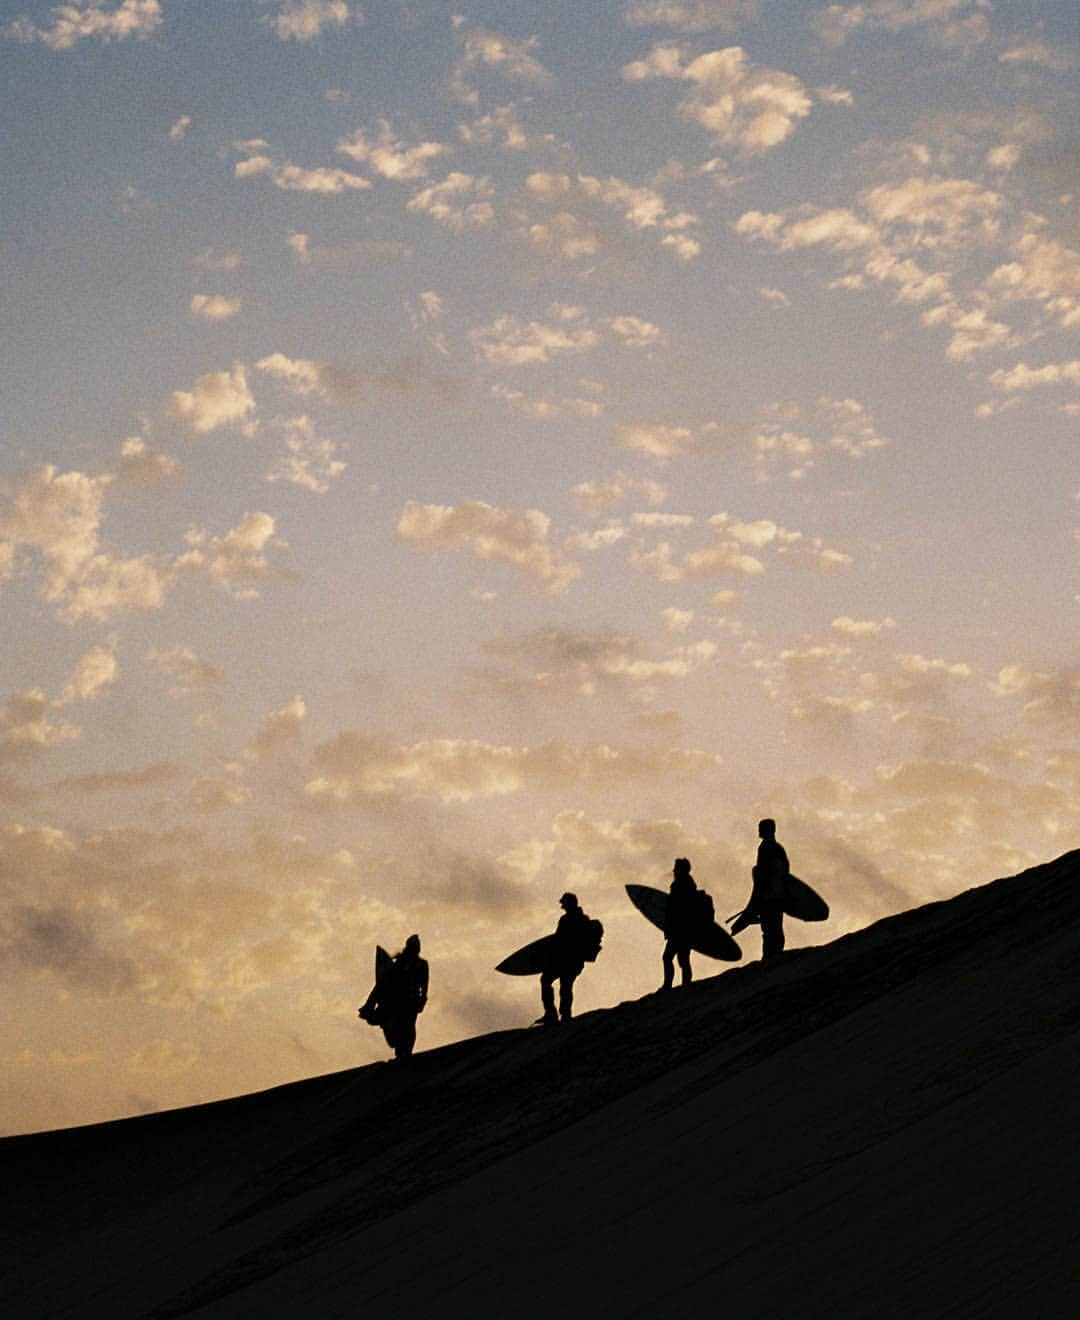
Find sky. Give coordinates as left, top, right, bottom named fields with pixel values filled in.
left=0, top=0, right=1077, bottom=1137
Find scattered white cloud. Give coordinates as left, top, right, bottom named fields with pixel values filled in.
left=147, top=646, right=225, bottom=699
left=451, top=23, right=553, bottom=105
left=337, top=120, right=447, bottom=180
left=812, top=0, right=990, bottom=49
left=167, top=365, right=256, bottom=435
left=572, top=475, right=668, bottom=515
left=470, top=307, right=600, bottom=366
left=832, top=615, right=897, bottom=637
left=266, top=416, right=346, bottom=494
left=169, top=115, right=192, bottom=142
left=987, top=359, right=1080, bottom=393
left=263, top=0, right=350, bottom=43
left=189, top=294, right=241, bottom=322
left=0, top=465, right=170, bottom=623
left=623, top=44, right=812, bottom=153
left=3, top=0, right=162, bottom=49
left=61, top=645, right=118, bottom=704
left=234, top=145, right=371, bottom=194
left=0, top=690, right=79, bottom=761
left=613, top=421, right=698, bottom=459
left=398, top=500, right=581, bottom=596
left=524, top=171, right=701, bottom=260
left=407, top=172, right=494, bottom=230
left=306, top=733, right=719, bottom=803
left=114, top=438, right=180, bottom=486
left=247, top=695, right=306, bottom=760
left=624, top=0, right=758, bottom=31
left=178, top=512, right=290, bottom=599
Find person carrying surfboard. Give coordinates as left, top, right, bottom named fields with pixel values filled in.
left=662, top=858, right=712, bottom=990
left=752, top=819, right=789, bottom=959
left=537, top=892, right=601, bottom=1025
left=359, top=934, right=429, bottom=1059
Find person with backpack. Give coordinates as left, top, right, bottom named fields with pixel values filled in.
left=661, top=857, right=712, bottom=990
left=537, top=892, right=602, bottom=1025
left=359, top=934, right=429, bottom=1059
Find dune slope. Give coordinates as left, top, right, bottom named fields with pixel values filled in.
left=5, top=850, right=1080, bottom=1318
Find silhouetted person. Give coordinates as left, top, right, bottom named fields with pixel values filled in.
left=538, top=892, right=600, bottom=1025
left=360, top=934, right=429, bottom=1059
left=662, top=857, right=710, bottom=990
left=753, top=819, right=789, bottom=959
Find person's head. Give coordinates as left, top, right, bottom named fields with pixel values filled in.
left=673, top=857, right=692, bottom=879
left=404, top=933, right=421, bottom=956
left=758, top=818, right=776, bottom=840
left=560, top=891, right=579, bottom=911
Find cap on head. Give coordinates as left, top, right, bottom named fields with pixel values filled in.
left=758, top=818, right=776, bottom=838
left=560, top=891, right=579, bottom=910
left=673, top=857, right=692, bottom=876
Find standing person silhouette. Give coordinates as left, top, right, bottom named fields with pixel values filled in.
left=661, top=857, right=703, bottom=990
left=753, top=819, right=789, bottom=960
left=537, top=893, right=599, bottom=1025
left=360, top=934, right=429, bottom=1059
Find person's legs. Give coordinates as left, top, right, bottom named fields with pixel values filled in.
left=539, top=970, right=558, bottom=1022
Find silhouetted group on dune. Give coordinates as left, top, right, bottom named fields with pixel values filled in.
left=360, top=818, right=816, bottom=1058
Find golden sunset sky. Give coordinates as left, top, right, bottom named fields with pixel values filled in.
left=1, top=0, right=1077, bottom=1135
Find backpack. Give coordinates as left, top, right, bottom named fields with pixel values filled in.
left=581, top=916, right=604, bottom=962
left=695, top=889, right=715, bottom=925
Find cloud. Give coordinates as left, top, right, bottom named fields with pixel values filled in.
left=987, top=359, right=1080, bottom=393
left=61, top=645, right=118, bottom=704
left=287, top=232, right=412, bottom=268
left=263, top=0, right=350, bottom=42
left=524, top=171, right=701, bottom=261
left=479, top=627, right=718, bottom=698
left=470, top=308, right=600, bottom=366
left=451, top=23, right=553, bottom=104
left=458, top=105, right=529, bottom=151
left=623, top=44, right=812, bottom=153
left=178, top=512, right=290, bottom=599
left=997, top=664, right=1080, bottom=731
left=624, top=0, right=758, bottom=31
left=3, top=0, right=162, bottom=49
left=247, top=695, right=306, bottom=760
left=305, top=734, right=721, bottom=803
left=189, top=294, right=241, bottom=322
left=812, top=0, right=990, bottom=48
left=53, top=762, right=181, bottom=794
left=407, top=172, right=494, bottom=230
left=986, top=229, right=1080, bottom=330
left=337, top=120, right=447, bottom=180
left=126, top=1038, right=198, bottom=1077
left=999, top=42, right=1078, bottom=72
left=189, top=776, right=252, bottom=812
left=0, top=464, right=171, bottom=622
left=167, top=365, right=256, bottom=435
left=0, top=691, right=79, bottom=762
left=612, top=421, right=698, bottom=459
left=266, top=416, right=346, bottom=494
left=234, top=146, right=371, bottom=194
left=398, top=500, right=581, bottom=596
left=147, top=646, right=225, bottom=698
left=832, top=615, right=897, bottom=637
left=256, top=352, right=442, bottom=403
left=572, top=474, right=667, bottom=515
left=169, top=115, right=192, bottom=142
left=114, top=438, right=180, bottom=486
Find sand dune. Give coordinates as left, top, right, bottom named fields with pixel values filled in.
left=5, top=850, right=1080, bottom=1318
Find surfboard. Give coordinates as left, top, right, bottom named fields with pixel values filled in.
left=495, top=933, right=557, bottom=976
left=358, top=945, right=394, bottom=1024
left=730, top=875, right=829, bottom=934
left=625, top=884, right=742, bottom=961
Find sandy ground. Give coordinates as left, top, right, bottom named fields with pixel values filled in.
left=5, top=850, right=1080, bottom=1318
